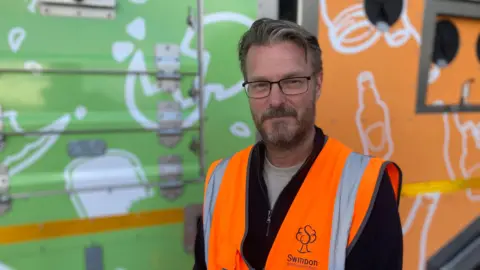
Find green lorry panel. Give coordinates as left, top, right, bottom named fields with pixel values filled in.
left=0, top=0, right=257, bottom=269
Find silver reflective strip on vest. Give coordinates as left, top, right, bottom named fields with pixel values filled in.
left=328, top=152, right=371, bottom=270
left=203, top=157, right=231, bottom=265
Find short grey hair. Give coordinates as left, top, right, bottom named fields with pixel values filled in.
left=238, top=18, right=323, bottom=79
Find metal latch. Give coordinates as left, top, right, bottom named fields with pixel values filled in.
left=184, top=204, right=202, bottom=253
left=0, top=164, right=11, bottom=215
left=158, top=155, right=184, bottom=201
left=157, top=101, right=183, bottom=148
left=155, top=44, right=181, bottom=93
left=67, top=139, right=107, bottom=158
left=38, top=0, right=117, bottom=20
left=0, top=105, right=5, bottom=152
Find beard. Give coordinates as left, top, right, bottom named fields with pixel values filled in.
left=253, top=102, right=315, bottom=150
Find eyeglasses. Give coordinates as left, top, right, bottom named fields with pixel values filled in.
left=242, top=75, right=312, bottom=99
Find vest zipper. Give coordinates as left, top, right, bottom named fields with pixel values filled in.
left=266, top=210, right=272, bottom=236
left=260, top=181, right=273, bottom=237
left=258, top=162, right=274, bottom=238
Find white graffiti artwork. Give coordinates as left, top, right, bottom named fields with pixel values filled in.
left=440, top=102, right=480, bottom=202
left=354, top=70, right=441, bottom=270
left=319, top=0, right=419, bottom=53
left=112, top=12, right=254, bottom=137
left=26, top=0, right=37, bottom=13
left=319, top=0, right=440, bottom=84
left=7, top=27, right=26, bottom=53
left=2, top=23, right=88, bottom=177
left=402, top=99, right=480, bottom=270
left=403, top=192, right=441, bottom=270
left=1, top=106, right=87, bottom=177
left=126, top=17, right=146, bottom=41
left=23, top=60, right=43, bottom=75
left=128, top=0, right=148, bottom=4
left=355, top=71, right=394, bottom=160
left=112, top=42, right=134, bottom=63
left=64, top=149, right=153, bottom=218
left=319, top=0, right=420, bottom=53
left=229, top=121, right=252, bottom=138
left=356, top=89, right=479, bottom=270
left=0, top=262, right=13, bottom=270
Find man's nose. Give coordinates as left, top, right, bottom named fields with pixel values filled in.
left=268, top=83, right=287, bottom=106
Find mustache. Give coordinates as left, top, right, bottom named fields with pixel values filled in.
left=261, top=106, right=297, bottom=122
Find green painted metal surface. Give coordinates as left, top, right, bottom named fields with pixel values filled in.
left=0, top=0, right=257, bottom=269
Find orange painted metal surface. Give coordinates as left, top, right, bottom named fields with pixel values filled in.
left=316, top=1, right=480, bottom=269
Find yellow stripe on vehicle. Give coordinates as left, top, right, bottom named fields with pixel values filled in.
left=401, top=177, right=480, bottom=197
left=0, top=207, right=184, bottom=244
left=0, top=177, right=478, bottom=244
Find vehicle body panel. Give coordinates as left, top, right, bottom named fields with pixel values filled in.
left=305, top=0, right=480, bottom=269
left=0, top=0, right=260, bottom=269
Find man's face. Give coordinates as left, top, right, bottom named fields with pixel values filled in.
left=245, top=41, right=322, bottom=149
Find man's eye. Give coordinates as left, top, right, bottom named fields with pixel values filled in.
left=284, top=79, right=303, bottom=86
left=252, top=82, right=269, bottom=89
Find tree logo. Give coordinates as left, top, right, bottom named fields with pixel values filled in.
left=296, top=225, right=317, bottom=253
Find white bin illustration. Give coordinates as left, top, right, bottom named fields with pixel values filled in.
left=64, top=149, right=153, bottom=218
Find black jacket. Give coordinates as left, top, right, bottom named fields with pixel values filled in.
left=193, top=127, right=403, bottom=269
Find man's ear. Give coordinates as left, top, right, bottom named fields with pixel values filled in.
left=315, top=72, right=323, bottom=100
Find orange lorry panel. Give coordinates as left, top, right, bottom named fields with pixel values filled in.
left=316, top=0, right=480, bottom=269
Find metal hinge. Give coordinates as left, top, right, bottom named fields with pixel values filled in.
left=0, top=164, right=11, bottom=215
left=157, top=101, right=184, bottom=148
left=155, top=44, right=181, bottom=93
left=158, top=155, right=184, bottom=200
left=38, top=0, right=117, bottom=20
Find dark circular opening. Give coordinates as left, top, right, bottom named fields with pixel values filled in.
left=364, top=0, right=403, bottom=32
left=432, top=20, right=459, bottom=67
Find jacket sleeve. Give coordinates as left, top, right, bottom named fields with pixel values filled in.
left=192, top=215, right=207, bottom=270
left=345, top=173, right=404, bottom=270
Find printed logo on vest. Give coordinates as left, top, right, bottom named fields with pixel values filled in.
left=287, top=225, right=319, bottom=268
left=296, top=225, right=316, bottom=253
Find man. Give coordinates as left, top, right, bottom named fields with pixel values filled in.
left=193, top=18, right=403, bottom=270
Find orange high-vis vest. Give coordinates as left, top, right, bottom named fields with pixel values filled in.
left=203, top=136, right=402, bottom=270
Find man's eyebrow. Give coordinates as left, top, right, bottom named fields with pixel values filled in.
left=248, top=71, right=309, bottom=82
left=247, top=76, right=270, bottom=82
left=282, top=71, right=309, bottom=78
